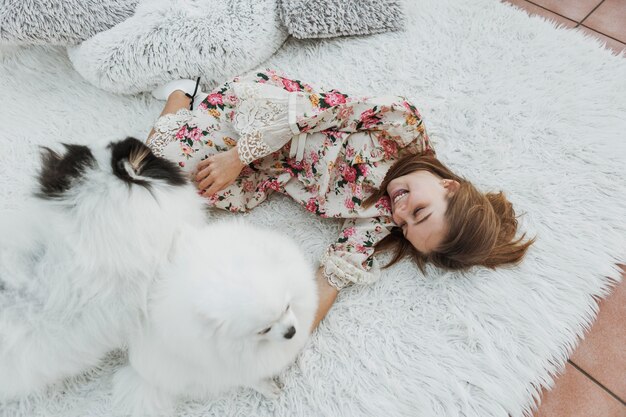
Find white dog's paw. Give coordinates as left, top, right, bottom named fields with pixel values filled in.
left=253, top=377, right=283, bottom=400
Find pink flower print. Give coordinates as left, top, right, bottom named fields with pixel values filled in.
left=342, top=165, right=357, bottom=183
left=206, top=93, right=224, bottom=106
left=359, top=108, right=381, bottom=129
left=287, top=158, right=304, bottom=171
left=175, top=125, right=188, bottom=140
left=181, top=144, right=193, bottom=155
left=259, top=179, right=281, bottom=193
left=323, top=92, right=346, bottom=106
left=375, top=196, right=392, bottom=214
left=204, top=193, right=219, bottom=206
left=402, top=100, right=421, bottom=119
left=375, top=225, right=382, bottom=233
left=304, top=163, right=314, bottom=179
left=197, top=101, right=208, bottom=111
left=379, top=137, right=398, bottom=158
left=281, top=78, right=301, bottom=92
left=342, top=227, right=356, bottom=238
left=188, top=128, right=203, bottom=142
left=242, top=180, right=255, bottom=193
left=358, top=164, right=369, bottom=176
left=309, top=150, right=319, bottom=164
left=178, top=161, right=185, bottom=168
left=344, top=197, right=355, bottom=210
left=324, top=130, right=344, bottom=140
left=305, top=197, right=318, bottom=213
left=337, top=105, right=354, bottom=121
left=355, top=244, right=366, bottom=253
left=345, top=146, right=355, bottom=159
left=225, top=94, right=238, bottom=105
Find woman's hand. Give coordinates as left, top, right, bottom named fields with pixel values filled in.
left=194, top=147, right=246, bottom=196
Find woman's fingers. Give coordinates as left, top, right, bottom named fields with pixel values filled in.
left=198, top=173, right=216, bottom=191
left=203, top=179, right=228, bottom=196
left=195, top=165, right=211, bottom=183
left=197, top=156, right=212, bottom=170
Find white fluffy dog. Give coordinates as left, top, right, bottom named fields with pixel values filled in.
left=112, top=219, right=318, bottom=416
left=0, top=137, right=207, bottom=399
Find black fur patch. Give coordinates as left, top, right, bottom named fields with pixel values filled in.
left=36, top=144, right=96, bottom=199
left=109, top=137, right=187, bottom=187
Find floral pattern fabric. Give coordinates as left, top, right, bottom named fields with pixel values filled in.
left=146, top=69, right=435, bottom=290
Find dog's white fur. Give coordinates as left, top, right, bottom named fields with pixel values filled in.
left=112, top=220, right=318, bottom=416
left=0, top=138, right=207, bottom=399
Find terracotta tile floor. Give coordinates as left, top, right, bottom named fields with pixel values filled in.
left=499, top=3, right=626, bottom=415
left=503, top=0, right=626, bottom=54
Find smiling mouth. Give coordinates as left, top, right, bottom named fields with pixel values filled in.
left=391, top=189, right=409, bottom=205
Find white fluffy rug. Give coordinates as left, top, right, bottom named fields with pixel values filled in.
left=1, top=0, right=625, bottom=416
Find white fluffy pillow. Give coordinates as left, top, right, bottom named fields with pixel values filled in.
left=0, top=0, right=137, bottom=46
left=68, top=0, right=288, bottom=95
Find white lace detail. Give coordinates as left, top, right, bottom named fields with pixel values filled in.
left=237, top=131, right=272, bottom=165
left=146, top=108, right=193, bottom=157
left=319, top=248, right=380, bottom=290
left=231, top=82, right=300, bottom=164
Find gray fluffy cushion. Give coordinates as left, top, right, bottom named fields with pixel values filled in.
left=68, top=0, right=288, bottom=95
left=278, top=0, right=405, bottom=39
left=0, top=0, right=137, bottom=46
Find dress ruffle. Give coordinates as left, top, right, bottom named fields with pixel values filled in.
left=319, top=247, right=381, bottom=290
left=146, top=108, right=194, bottom=157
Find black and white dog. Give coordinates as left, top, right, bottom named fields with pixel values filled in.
left=0, top=137, right=207, bottom=399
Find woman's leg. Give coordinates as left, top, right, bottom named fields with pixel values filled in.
left=146, top=91, right=192, bottom=142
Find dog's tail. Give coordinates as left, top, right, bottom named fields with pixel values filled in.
left=112, top=365, right=175, bottom=417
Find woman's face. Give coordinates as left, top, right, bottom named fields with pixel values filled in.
left=387, top=170, right=460, bottom=254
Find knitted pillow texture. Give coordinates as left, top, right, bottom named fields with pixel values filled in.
left=0, top=0, right=138, bottom=46
left=278, top=0, right=405, bottom=39
left=68, top=0, right=288, bottom=95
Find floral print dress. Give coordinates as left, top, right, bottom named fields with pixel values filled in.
left=146, top=69, right=435, bottom=290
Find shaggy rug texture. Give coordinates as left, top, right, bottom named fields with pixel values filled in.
left=278, top=0, right=405, bottom=39
left=0, top=0, right=625, bottom=416
left=67, top=0, right=288, bottom=95
left=0, top=0, right=137, bottom=45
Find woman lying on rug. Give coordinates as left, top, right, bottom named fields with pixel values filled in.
left=145, top=69, right=535, bottom=330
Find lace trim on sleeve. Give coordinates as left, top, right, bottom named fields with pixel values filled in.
left=319, top=249, right=381, bottom=290
left=146, top=108, right=194, bottom=157
left=237, top=131, right=272, bottom=165
left=232, top=82, right=300, bottom=164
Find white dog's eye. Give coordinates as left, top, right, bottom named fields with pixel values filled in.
left=258, top=326, right=272, bottom=335
left=285, top=304, right=290, bottom=312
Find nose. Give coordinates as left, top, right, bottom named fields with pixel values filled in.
left=392, top=206, right=406, bottom=226
left=284, top=326, right=296, bottom=339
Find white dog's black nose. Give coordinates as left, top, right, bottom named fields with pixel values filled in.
left=284, top=326, right=296, bottom=339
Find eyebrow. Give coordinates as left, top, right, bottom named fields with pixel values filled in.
left=413, top=212, right=432, bottom=226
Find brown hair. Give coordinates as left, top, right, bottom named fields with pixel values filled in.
left=363, top=152, right=536, bottom=273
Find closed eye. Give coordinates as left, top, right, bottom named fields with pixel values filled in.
left=258, top=326, right=272, bottom=335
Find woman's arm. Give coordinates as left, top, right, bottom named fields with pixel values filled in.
left=310, top=266, right=339, bottom=332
